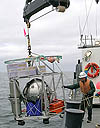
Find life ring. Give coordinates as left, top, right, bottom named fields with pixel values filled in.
left=85, top=62, right=99, bottom=78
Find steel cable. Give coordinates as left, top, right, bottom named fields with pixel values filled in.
left=82, top=0, right=93, bottom=33
left=30, top=8, right=56, bottom=23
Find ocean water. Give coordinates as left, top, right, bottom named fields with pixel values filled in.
left=0, top=72, right=73, bottom=128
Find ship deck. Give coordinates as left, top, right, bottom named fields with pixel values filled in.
left=82, top=107, right=100, bottom=128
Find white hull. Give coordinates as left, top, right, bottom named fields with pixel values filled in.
left=79, top=38, right=100, bottom=104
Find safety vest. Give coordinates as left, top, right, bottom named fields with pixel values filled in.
left=79, top=79, right=91, bottom=94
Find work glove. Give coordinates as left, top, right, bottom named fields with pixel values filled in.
left=83, top=94, right=88, bottom=97
left=62, top=85, right=67, bottom=88
left=83, top=93, right=90, bottom=97
left=87, top=91, right=92, bottom=96
left=62, top=85, right=71, bottom=89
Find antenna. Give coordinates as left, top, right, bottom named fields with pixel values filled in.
left=95, top=2, right=98, bottom=37
left=78, top=17, right=82, bottom=36
left=78, top=17, right=84, bottom=45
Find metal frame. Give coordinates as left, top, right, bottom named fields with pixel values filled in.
left=6, top=56, right=65, bottom=123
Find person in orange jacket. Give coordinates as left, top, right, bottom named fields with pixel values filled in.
left=63, top=72, right=95, bottom=123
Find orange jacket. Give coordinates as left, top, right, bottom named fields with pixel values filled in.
left=79, top=79, right=90, bottom=94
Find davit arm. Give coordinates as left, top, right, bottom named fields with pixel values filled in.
left=23, top=0, right=70, bottom=22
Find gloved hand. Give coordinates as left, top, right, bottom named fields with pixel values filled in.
left=62, top=85, right=73, bottom=90
left=62, top=85, right=68, bottom=88
left=87, top=91, right=92, bottom=96
left=83, top=94, right=88, bottom=97
left=83, top=93, right=90, bottom=97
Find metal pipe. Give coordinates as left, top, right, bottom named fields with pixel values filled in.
left=13, top=80, right=19, bottom=118
left=42, top=75, right=48, bottom=116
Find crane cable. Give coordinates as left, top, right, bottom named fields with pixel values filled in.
left=82, top=0, right=93, bottom=34
left=30, top=8, right=56, bottom=23
left=85, top=0, right=89, bottom=35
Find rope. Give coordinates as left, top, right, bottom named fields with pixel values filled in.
left=82, top=0, right=93, bottom=33
left=83, top=96, right=91, bottom=107
left=85, top=0, right=89, bottom=35
left=95, top=3, right=98, bottom=37
left=78, top=16, right=82, bottom=36
left=82, top=96, right=100, bottom=126
left=49, top=106, right=65, bottom=113
left=30, top=8, right=56, bottom=23
left=31, top=52, right=39, bottom=56
left=25, top=99, right=43, bottom=116
left=81, top=95, right=100, bottom=102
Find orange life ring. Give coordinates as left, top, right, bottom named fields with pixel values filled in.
left=85, top=62, right=99, bottom=78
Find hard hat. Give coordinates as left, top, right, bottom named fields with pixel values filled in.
left=79, top=72, right=87, bottom=78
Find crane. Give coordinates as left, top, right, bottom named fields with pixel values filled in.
left=23, top=0, right=70, bottom=57
left=95, top=0, right=99, bottom=4
left=23, top=0, right=70, bottom=23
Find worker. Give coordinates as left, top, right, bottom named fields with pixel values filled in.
left=63, top=72, right=95, bottom=123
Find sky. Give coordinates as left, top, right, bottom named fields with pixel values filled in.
left=0, top=0, right=100, bottom=72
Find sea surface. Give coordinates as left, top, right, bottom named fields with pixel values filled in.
left=0, top=72, right=73, bottom=128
